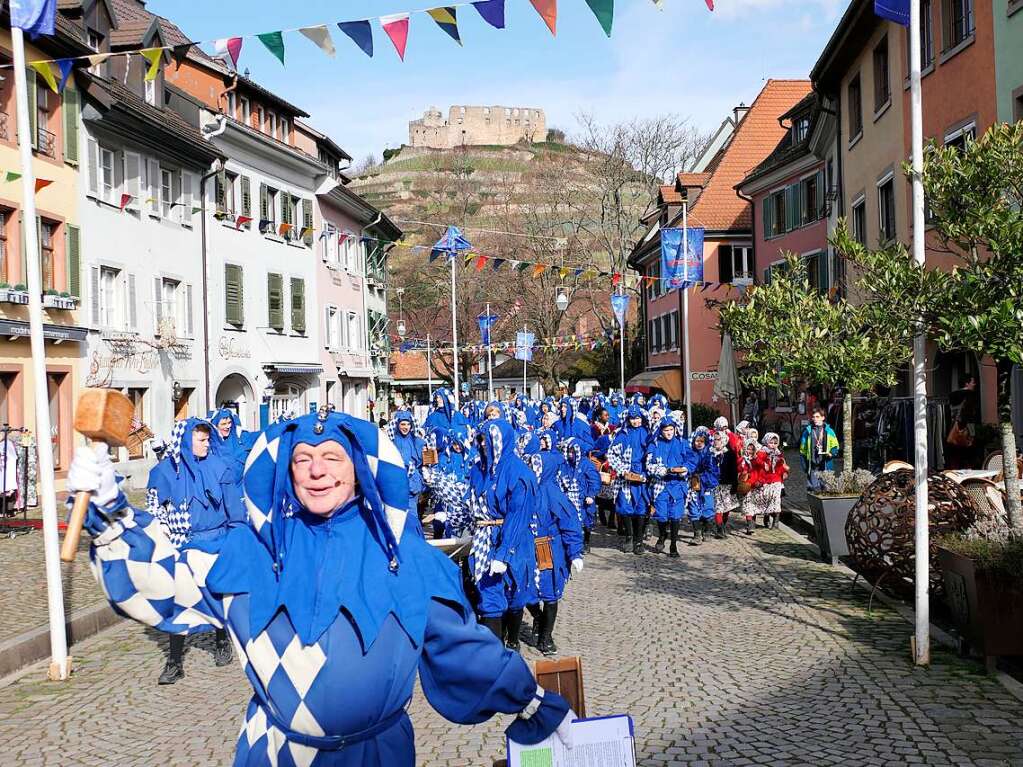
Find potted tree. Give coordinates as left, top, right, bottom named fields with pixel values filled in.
left=8, top=284, right=29, bottom=304
left=42, top=289, right=60, bottom=309
left=806, top=469, right=875, bottom=564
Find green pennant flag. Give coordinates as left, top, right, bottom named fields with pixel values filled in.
left=585, top=0, right=614, bottom=36
left=191, top=206, right=202, bottom=215
left=5, top=171, right=22, bottom=182
left=257, top=31, right=286, bottom=65
left=515, top=262, right=530, bottom=274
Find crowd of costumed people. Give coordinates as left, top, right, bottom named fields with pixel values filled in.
left=61, top=388, right=800, bottom=766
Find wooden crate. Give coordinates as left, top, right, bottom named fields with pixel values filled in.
left=535, top=656, right=586, bottom=718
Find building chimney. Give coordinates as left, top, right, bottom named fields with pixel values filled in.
left=733, top=102, right=749, bottom=125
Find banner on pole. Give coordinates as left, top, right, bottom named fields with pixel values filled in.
left=477, top=312, right=498, bottom=345
left=515, top=331, right=535, bottom=361
left=660, top=227, right=704, bottom=290
left=610, top=293, right=630, bottom=326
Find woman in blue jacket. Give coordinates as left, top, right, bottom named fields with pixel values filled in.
left=687, top=427, right=720, bottom=545
left=607, top=405, right=650, bottom=554
left=558, top=438, right=601, bottom=553
left=210, top=407, right=249, bottom=485
left=645, top=415, right=694, bottom=558
left=424, top=387, right=466, bottom=432
left=387, top=411, right=426, bottom=533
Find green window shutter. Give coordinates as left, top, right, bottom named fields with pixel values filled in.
left=762, top=196, right=774, bottom=238
left=62, top=86, right=79, bottom=164
left=259, top=183, right=268, bottom=221
left=816, top=170, right=825, bottom=221
left=765, top=265, right=772, bottom=285
left=302, top=199, right=313, bottom=246
left=215, top=169, right=227, bottom=210
left=817, top=252, right=830, bottom=294
left=290, top=277, right=305, bottom=332
left=240, top=176, right=251, bottom=218
left=225, top=264, right=243, bottom=326
left=267, top=272, right=283, bottom=330
left=785, top=185, right=799, bottom=231
left=26, top=69, right=37, bottom=150
left=65, top=224, right=81, bottom=297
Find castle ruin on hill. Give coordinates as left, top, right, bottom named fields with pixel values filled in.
left=408, top=106, right=547, bottom=149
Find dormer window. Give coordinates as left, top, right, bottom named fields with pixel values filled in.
left=88, top=29, right=103, bottom=51
left=793, top=117, right=810, bottom=143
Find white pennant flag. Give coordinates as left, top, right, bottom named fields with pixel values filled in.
left=299, top=25, right=336, bottom=57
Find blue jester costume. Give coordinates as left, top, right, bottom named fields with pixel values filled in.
left=423, top=425, right=473, bottom=539
left=210, top=407, right=250, bottom=485
left=607, top=405, right=650, bottom=554
left=386, top=410, right=426, bottom=523
left=687, top=427, right=721, bottom=544
left=83, top=411, right=570, bottom=766
left=553, top=397, right=595, bottom=452
left=423, top=387, right=466, bottom=433
left=557, top=438, right=601, bottom=550
left=644, top=416, right=694, bottom=556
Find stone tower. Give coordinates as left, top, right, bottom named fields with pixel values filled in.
left=408, top=105, right=547, bottom=149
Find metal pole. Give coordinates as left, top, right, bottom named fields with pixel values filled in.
left=199, top=168, right=219, bottom=415
left=522, top=323, right=528, bottom=398
left=486, top=302, right=493, bottom=401
left=450, top=255, right=460, bottom=408
left=10, top=26, right=69, bottom=681
left=682, top=200, right=693, bottom=430
left=426, top=334, right=433, bottom=399
left=909, top=0, right=930, bottom=666
left=618, top=293, right=625, bottom=395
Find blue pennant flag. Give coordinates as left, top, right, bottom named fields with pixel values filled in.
left=610, top=294, right=630, bottom=326
left=338, top=20, right=374, bottom=57
left=472, top=0, right=506, bottom=29
left=478, top=312, right=499, bottom=345
left=874, top=0, right=909, bottom=25
left=431, top=225, right=472, bottom=260
left=11, top=0, right=56, bottom=38
left=56, top=59, right=74, bottom=93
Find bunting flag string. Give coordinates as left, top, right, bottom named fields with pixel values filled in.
left=380, top=13, right=411, bottom=60
left=299, top=25, right=336, bottom=57
left=427, top=7, right=463, bottom=45
left=529, top=0, right=558, bottom=35
left=394, top=326, right=622, bottom=354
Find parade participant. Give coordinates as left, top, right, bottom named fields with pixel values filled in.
left=424, top=387, right=465, bottom=432
left=554, top=397, right=594, bottom=451
left=525, top=450, right=584, bottom=656
left=607, top=405, right=650, bottom=554
left=710, top=428, right=740, bottom=538
left=71, top=410, right=575, bottom=765
left=557, top=437, right=601, bottom=553
left=647, top=405, right=666, bottom=437
left=387, top=411, right=427, bottom=530
left=756, top=432, right=789, bottom=529
left=145, top=418, right=244, bottom=684
left=590, top=406, right=614, bottom=441
left=468, top=419, right=540, bottom=651
left=715, top=416, right=744, bottom=455
left=799, top=407, right=840, bottom=492
left=648, top=393, right=669, bottom=415
left=628, top=392, right=647, bottom=410
left=645, top=415, right=693, bottom=557
left=424, top=425, right=473, bottom=539
left=738, top=437, right=761, bottom=535
left=686, top=427, right=719, bottom=545
left=606, top=393, right=625, bottom=427
left=211, top=407, right=249, bottom=484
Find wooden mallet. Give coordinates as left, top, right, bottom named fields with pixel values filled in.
left=60, top=389, right=135, bottom=563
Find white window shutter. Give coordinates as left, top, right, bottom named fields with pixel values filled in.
left=153, top=276, right=162, bottom=331
left=123, top=152, right=142, bottom=209
left=128, top=273, right=138, bottom=330
left=181, top=171, right=194, bottom=226
left=89, top=265, right=100, bottom=326
left=324, top=307, right=331, bottom=349
left=87, top=138, right=99, bottom=197
left=146, top=159, right=160, bottom=215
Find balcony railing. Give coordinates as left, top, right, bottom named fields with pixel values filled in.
left=37, top=126, right=56, bottom=159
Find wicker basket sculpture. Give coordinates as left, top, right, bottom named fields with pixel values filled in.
left=844, top=469, right=977, bottom=597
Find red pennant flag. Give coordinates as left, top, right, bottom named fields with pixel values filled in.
left=705, top=0, right=714, bottom=9
left=532, top=263, right=547, bottom=278
left=612, top=273, right=622, bottom=287
left=226, top=37, right=243, bottom=69
left=474, top=255, right=488, bottom=272
left=235, top=215, right=252, bottom=230
left=529, top=0, right=557, bottom=35
left=119, top=193, right=132, bottom=210
left=380, top=13, right=410, bottom=60
left=279, top=222, right=293, bottom=236
left=34, top=178, right=54, bottom=193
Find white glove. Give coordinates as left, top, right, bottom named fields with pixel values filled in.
left=434, top=511, right=448, bottom=523
left=488, top=559, right=508, bottom=576
left=571, top=558, right=584, bottom=575
left=585, top=497, right=594, bottom=506
left=553, top=710, right=577, bottom=750
left=67, top=444, right=119, bottom=507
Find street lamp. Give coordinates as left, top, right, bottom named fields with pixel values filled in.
left=396, top=287, right=406, bottom=340
left=397, top=319, right=407, bottom=339
left=555, top=287, right=570, bottom=312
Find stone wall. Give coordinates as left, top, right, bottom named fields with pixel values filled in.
left=409, top=105, right=546, bottom=148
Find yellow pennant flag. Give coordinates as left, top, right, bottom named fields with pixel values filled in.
left=86, top=53, right=112, bottom=68
left=558, top=267, right=569, bottom=279
left=30, top=61, right=59, bottom=94
left=141, top=48, right=163, bottom=82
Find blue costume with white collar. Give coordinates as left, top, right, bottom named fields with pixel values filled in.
left=607, top=405, right=650, bottom=518
left=645, top=416, right=695, bottom=523
left=84, top=411, right=569, bottom=766
left=210, top=408, right=250, bottom=485
left=558, top=438, right=601, bottom=531
left=553, top=397, right=594, bottom=451
left=387, top=410, right=426, bottom=521
left=529, top=450, right=584, bottom=603
left=423, top=387, right=466, bottom=433
left=687, top=427, right=719, bottom=522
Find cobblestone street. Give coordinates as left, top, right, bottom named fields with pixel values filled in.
left=1, top=522, right=1022, bottom=767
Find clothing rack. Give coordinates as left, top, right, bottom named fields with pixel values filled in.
left=0, top=425, right=32, bottom=537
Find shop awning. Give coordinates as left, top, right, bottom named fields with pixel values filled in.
left=265, top=363, right=323, bottom=376
left=0, top=319, right=87, bottom=343
left=626, top=368, right=682, bottom=401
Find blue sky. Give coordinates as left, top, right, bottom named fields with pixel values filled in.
left=149, top=0, right=848, bottom=162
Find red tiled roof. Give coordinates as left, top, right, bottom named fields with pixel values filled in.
left=390, top=351, right=453, bottom=381
left=658, top=185, right=682, bottom=205
left=676, top=172, right=711, bottom=188
left=687, top=79, right=811, bottom=232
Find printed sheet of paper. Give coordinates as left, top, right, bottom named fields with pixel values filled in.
left=507, top=715, right=635, bottom=767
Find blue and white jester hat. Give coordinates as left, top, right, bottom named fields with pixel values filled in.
left=242, top=409, right=410, bottom=572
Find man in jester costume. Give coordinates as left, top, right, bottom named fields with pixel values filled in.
left=67, top=409, right=574, bottom=766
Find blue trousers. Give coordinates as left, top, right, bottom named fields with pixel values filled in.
left=687, top=490, right=715, bottom=521
left=652, top=493, right=686, bottom=522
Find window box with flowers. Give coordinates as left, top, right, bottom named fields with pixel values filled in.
left=2, top=284, right=30, bottom=305
left=42, top=290, right=78, bottom=310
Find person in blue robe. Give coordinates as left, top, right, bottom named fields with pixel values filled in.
left=607, top=405, right=650, bottom=554
left=606, top=393, right=625, bottom=427
left=211, top=407, right=250, bottom=485
left=644, top=416, right=695, bottom=558
left=628, top=392, right=647, bottom=410
left=523, top=449, right=584, bottom=656
left=424, top=425, right=473, bottom=539
left=467, top=419, right=538, bottom=651
left=687, top=426, right=720, bottom=545
left=145, top=417, right=246, bottom=684
left=424, top=387, right=466, bottom=432
left=557, top=438, right=601, bottom=553
left=67, top=409, right=575, bottom=767
left=387, top=411, right=426, bottom=533
left=554, top=397, right=594, bottom=452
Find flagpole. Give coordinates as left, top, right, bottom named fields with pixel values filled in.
left=682, top=200, right=693, bottom=431
left=426, top=333, right=433, bottom=400
left=450, top=254, right=460, bottom=409
left=522, top=324, right=528, bottom=397
left=909, top=0, right=930, bottom=667
left=486, top=302, right=494, bottom=401
left=618, top=290, right=626, bottom=395
left=11, top=25, right=70, bottom=681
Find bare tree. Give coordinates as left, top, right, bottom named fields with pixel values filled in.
left=352, top=153, right=379, bottom=176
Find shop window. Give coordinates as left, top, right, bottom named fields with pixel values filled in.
left=40, top=219, right=58, bottom=292
left=125, top=387, right=146, bottom=460
left=0, top=372, right=16, bottom=424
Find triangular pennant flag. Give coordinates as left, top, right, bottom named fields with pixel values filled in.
left=380, top=14, right=410, bottom=60
left=226, top=37, right=244, bottom=69
left=86, top=53, right=111, bottom=69
left=5, top=172, right=22, bottom=182
left=612, top=273, right=622, bottom=287
left=257, top=31, right=286, bottom=65
left=55, top=59, right=74, bottom=93
left=532, top=263, right=547, bottom=278
left=558, top=267, right=569, bottom=279
left=191, top=206, right=202, bottom=215
left=705, top=0, right=714, bottom=8
left=258, top=219, right=272, bottom=233
left=144, top=197, right=156, bottom=205
left=300, top=226, right=313, bottom=239
left=35, top=178, right=53, bottom=192
left=140, top=48, right=163, bottom=82
left=278, top=222, right=293, bottom=236
left=338, top=21, right=374, bottom=57
left=515, top=261, right=530, bottom=273
left=529, top=0, right=557, bottom=35
left=119, top=192, right=132, bottom=210
left=235, top=216, right=252, bottom=230
left=300, top=25, right=336, bottom=57
left=472, top=0, right=506, bottom=28
left=474, top=255, right=487, bottom=272
left=584, top=0, right=614, bottom=36
left=427, top=7, right=462, bottom=45
left=492, top=258, right=506, bottom=270
left=214, top=211, right=228, bottom=221
left=29, top=61, right=59, bottom=94
left=171, top=44, right=192, bottom=69
left=463, top=253, right=474, bottom=268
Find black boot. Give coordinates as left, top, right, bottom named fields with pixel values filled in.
left=583, top=527, right=592, bottom=554
left=714, top=522, right=725, bottom=539
left=503, top=609, right=524, bottom=652
left=722, top=511, right=731, bottom=535
left=701, top=519, right=709, bottom=542
left=159, top=635, right=185, bottom=685
left=522, top=604, right=541, bottom=647
left=689, top=519, right=701, bottom=546
left=621, top=531, right=632, bottom=552
left=669, top=520, right=680, bottom=558
left=482, top=616, right=503, bottom=641
left=538, top=602, right=559, bottom=656
left=213, top=628, right=233, bottom=667
left=632, top=516, right=645, bottom=555
left=654, top=521, right=667, bottom=553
